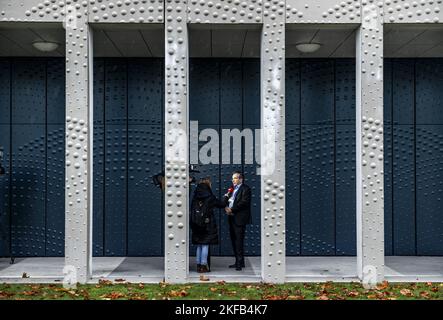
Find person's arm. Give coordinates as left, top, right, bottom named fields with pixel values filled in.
left=212, top=195, right=229, bottom=208
left=231, top=187, right=251, bottom=214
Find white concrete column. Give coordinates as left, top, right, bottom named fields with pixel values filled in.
left=356, top=0, right=384, bottom=286
left=261, top=0, right=286, bottom=283
left=64, top=1, right=93, bottom=284
left=164, top=0, right=189, bottom=283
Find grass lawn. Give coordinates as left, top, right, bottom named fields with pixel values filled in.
left=0, top=281, right=442, bottom=300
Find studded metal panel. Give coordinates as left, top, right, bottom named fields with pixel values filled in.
left=10, top=60, right=46, bottom=257
left=356, top=1, right=384, bottom=284
left=392, top=59, right=416, bottom=255
left=187, top=0, right=263, bottom=23
left=383, top=59, right=393, bottom=256
left=301, top=124, right=335, bottom=255
left=128, top=125, right=164, bottom=255
left=0, top=60, right=11, bottom=125
left=189, top=60, right=220, bottom=124
left=335, top=59, right=356, bottom=256
left=46, top=59, right=66, bottom=257
left=11, top=124, right=46, bottom=256
left=0, top=60, right=10, bottom=257
left=164, top=0, right=189, bottom=283
left=127, top=59, right=163, bottom=256
left=92, top=59, right=104, bottom=256
left=285, top=59, right=357, bottom=256
left=64, top=1, right=93, bottom=282
left=285, top=60, right=300, bottom=256
left=93, top=124, right=104, bottom=256
left=243, top=59, right=260, bottom=126
left=0, top=124, right=11, bottom=257
left=0, top=0, right=66, bottom=22
left=91, top=59, right=164, bottom=257
left=104, top=124, right=127, bottom=255
left=416, top=59, right=443, bottom=255
left=89, top=0, right=164, bottom=23
left=384, top=0, right=443, bottom=23
left=300, top=60, right=335, bottom=256
left=286, top=0, right=361, bottom=23
left=221, top=60, right=242, bottom=125
left=261, top=0, right=285, bottom=283
left=104, top=60, right=127, bottom=256
left=12, top=61, right=46, bottom=125
left=46, top=125, right=65, bottom=256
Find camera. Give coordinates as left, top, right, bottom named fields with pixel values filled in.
left=152, top=164, right=200, bottom=190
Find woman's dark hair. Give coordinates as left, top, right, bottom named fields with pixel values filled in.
left=199, top=177, right=212, bottom=186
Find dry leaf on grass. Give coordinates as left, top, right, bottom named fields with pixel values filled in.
left=400, top=289, right=413, bottom=296
left=199, top=275, right=210, bottom=281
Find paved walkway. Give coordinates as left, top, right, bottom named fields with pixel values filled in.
left=0, top=256, right=442, bottom=283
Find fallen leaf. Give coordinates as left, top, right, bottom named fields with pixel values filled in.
left=168, top=290, right=189, bottom=297
left=400, top=289, right=413, bottom=296
left=263, top=295, right=282, bottom=300
left=101, top=292, right=125, bottom=300
left=114, top=278, right=126, bottom=282
left=287, top=295, right=304, bottom=300
left=216, top=281, right=226, bottom=285
left=376, top=281, right=389, bottom=290
left=22, top=272, right=29, bottom=278
left=98, top=279, right=113, bottom=285
left=347, top=291, right=359, bottom=297
left=0, top=291, right=13, bottom=299
left=210, top=287, right=218, bottom=292
left=317, top=295, right=329, bottom=300
left=199, top=275, right=210, bottom=281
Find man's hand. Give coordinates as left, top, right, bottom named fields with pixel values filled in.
left=225, top=207, right=233, bottom=215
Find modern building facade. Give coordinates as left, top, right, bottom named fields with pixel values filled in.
left=0, top=0, right=442, bottom=285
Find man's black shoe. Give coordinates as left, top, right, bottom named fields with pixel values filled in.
left=235, top=266, right=242, bottom=271
left=229, top=263, right=245, bottom=268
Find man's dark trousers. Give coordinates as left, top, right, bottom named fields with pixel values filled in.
left=228, top=217, right=246, bottom=267
left=226, top=183, right=252, bottom=268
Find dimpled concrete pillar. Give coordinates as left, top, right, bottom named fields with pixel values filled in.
left=164, top=0, right=189, bottom=283
left=261, top=0, right=286, bottom=283
left=356, top=0, right=384, bottom=287
left=65, top=1, right=93, bottom=284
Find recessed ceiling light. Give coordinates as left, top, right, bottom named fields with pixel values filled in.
left=32, top=41, right=59, bottom=52
left=296, top=43, right=322, bottom=53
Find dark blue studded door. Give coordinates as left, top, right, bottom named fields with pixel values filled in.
left=1, top=58, right=442, bottom=257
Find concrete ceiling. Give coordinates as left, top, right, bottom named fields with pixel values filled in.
left=1, top=23, right=443, bottom=58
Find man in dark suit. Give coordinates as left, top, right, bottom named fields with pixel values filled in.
left=224, top=171, right=252, bottom=271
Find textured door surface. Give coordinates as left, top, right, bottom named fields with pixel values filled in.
left=1, top=58, right=442, bottom=257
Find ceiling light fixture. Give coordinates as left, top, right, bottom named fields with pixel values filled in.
left=295, top=42, right=322, bottom=53
left=32, top=41, right=59, bottom=52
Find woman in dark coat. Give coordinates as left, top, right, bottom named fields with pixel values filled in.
left=190, top=177, right=226, bottom=273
